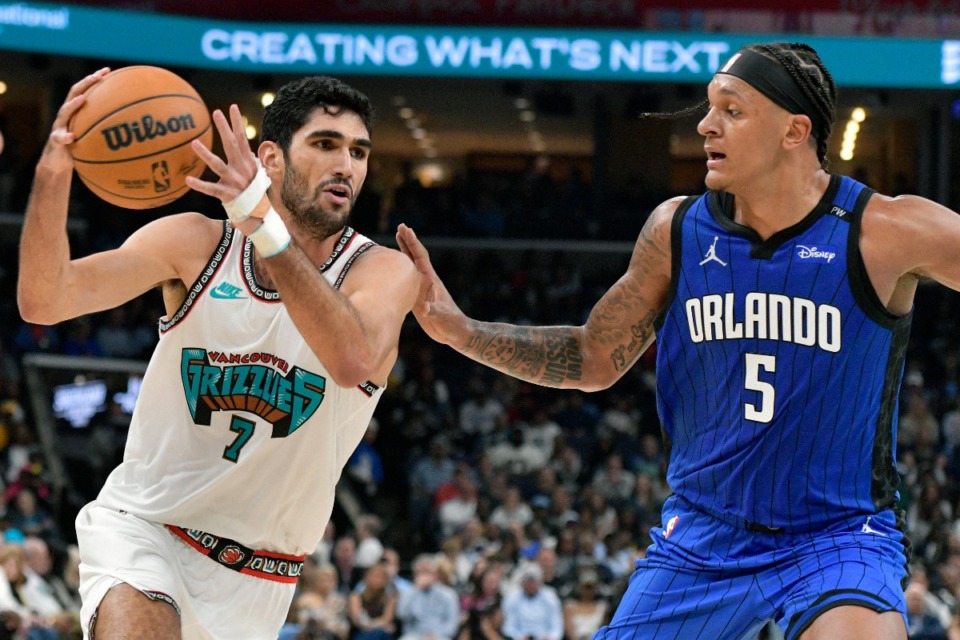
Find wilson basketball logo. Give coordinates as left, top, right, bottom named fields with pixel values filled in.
left=100, top=113, right=201, bottom=151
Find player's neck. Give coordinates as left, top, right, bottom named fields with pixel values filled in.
left=731, top=167, right=831, bottom=240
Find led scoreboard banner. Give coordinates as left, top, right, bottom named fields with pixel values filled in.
left=1, top=2, right=959, bottom=88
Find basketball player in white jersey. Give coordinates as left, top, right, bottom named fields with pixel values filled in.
left=18, top=69, right=418, bottom=639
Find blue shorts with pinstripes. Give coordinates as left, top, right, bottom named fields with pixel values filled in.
left=594, top=494, right=908, bottom=640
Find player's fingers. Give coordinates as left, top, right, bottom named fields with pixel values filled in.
left=228, top=105, right=250, bottom=151
left=185, top=175, right=228, bottom=199
left=191, top=139, right=228, bottom=176
left=64, top=67, right=110, bottom=102
left=53, top=95, right=87, bottom=132
left=49, top=129, right=75, bottom=146
left=212, top=109, right=242, bottom=160
left=398, top=225, right=434, bottom=268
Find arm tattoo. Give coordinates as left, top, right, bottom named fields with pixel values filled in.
left=465, top=323, right=582, bottom=388
left=591, top=218, right=666, bottom=371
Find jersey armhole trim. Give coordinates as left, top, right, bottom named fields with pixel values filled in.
left=847, top=187, right=908, bottom=329
left=159, top=222, right=234, bottom=333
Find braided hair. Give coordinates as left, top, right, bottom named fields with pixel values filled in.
left=748, top=42, right=837, bottom=167
left=637, top=43, right=837, bottom=168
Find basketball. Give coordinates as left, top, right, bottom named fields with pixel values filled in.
left=68, top=65, right=213, bottom=210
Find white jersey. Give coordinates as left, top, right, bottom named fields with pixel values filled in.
left=96, top=223, right=384, bottom=555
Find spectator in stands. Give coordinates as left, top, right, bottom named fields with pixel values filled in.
left=487, top=426, right=547, bottom=479
left=346, top=419, right=386, bottom=503
left=521, top=407, right=562, bottom=462
left=454, top=519, right=491, bottom=566
left=436, top=478, right=479, bottom=543
left=590, top=454, right=635, bottom=507
left=906, top=579, right=948, bottom=640
left=22, top=537, right=77, bottom=613
left=290, top=564, right=350, bottom=640
left=332, top=536, right=364, bottom=596
left=312, top=521, right=337, bottom=567
left=500, top=564, right=563, bottom=640
left=550, top=445, right=584, bottom=494
left=438, top=537, right=472, bottom=590
left=488, top=487, right=533, bottom=533
left=0, top=544, right=59, bottom=638
left=403, top=362, right=454, bottom=435
left=7, top=489, right=58, bottom=545
left=596, top=394, right=639, bottom=443
left=349, top=561, right=398, bottom=640
left=457, top=376, right=507, bottom=456
left=396, top=554, right=460, bottom=640
left=355, top=515, right=385, bottom=570
left=384, top=549, right=413, bottom=596
left=563, top=570, right=609, bottom=640
left=408, top=437, right=456, bottom=549
left=457, top=562, right=504, bottom=640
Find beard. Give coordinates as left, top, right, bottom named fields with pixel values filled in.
left=279, top=163, right=355, bottom=241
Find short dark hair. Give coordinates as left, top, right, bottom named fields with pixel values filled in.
left=260, top=76, right=375, bottom=152
left=747, top=42, right=837, bottom=166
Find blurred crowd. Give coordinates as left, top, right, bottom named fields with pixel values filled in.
left=1, top=164, right=960, bottom=640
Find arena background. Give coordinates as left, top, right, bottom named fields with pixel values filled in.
left=2, top=2, right=960, bottom=639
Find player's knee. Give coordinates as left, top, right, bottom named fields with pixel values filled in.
left=93, top=583, right=181, bottom=639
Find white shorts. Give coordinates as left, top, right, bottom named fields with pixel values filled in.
left=75, top=502, right=297, bottom=640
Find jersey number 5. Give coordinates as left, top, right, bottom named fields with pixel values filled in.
left=744, top=353, right=776, bottom=423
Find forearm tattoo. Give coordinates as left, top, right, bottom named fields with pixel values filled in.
left=465, top=324, right=582, bottom=387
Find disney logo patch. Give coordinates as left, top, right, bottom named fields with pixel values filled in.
left=796, top=245, right=837, bottom=263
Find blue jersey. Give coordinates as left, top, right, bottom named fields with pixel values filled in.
left=654, top=174, right=911, bottom=532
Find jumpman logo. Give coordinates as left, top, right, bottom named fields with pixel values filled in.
left=699, top=236, right=727, bottom=267
left=861, top=516, right=883, bottom=536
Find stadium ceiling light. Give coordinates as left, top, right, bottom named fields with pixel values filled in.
left=260, top=92, right=274, bottom=107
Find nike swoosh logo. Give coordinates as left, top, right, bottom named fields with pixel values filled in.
left=210, top=289, right=247, bottom=300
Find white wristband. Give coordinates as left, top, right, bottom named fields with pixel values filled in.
left=248, top=208, right=291, bottom=258
left=224, top=164, right=271, bottom=224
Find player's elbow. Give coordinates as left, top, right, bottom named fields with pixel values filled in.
left=17, top=290, right=64, bottom=326
left=327, top=356, right=379, bottom=389
left=577, top=371, right=619, bottom=393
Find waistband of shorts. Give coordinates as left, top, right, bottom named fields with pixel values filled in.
left=166, top=525, right=304, bottom=584
left=674, top=494, right=786, bottom=535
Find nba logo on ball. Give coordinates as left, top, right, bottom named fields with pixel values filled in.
left=152, top=161, right=171, bottom=193
left=68, top=66, right=213, bottom=210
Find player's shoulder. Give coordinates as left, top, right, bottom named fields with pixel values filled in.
left=126, top=210, right=223, bottom=252
left=348, top=239, right=418, bottom=282
left=638, top=194, right=699, bottom=245
left=861, top=191, right=942, bottom=233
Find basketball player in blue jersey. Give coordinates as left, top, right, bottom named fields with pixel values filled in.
left=396, top=41, right=960, bottom=640
left=19, top=71, right=418, bottom=639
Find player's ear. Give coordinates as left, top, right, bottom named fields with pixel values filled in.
left=783, top=114, right=813, bottom=152
left=258, top=141, right=284, bottom=174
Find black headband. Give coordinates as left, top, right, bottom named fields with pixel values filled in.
left=716, top=48, right=824, bottom=137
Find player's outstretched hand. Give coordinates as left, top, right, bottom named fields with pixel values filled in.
left=396, top=223, right=466, bottom=347
left=187, top=105, right=260, bottom=204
